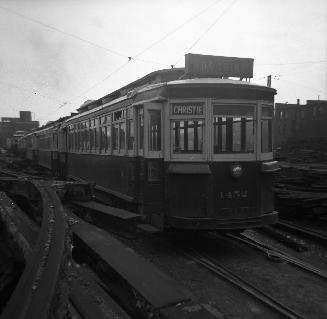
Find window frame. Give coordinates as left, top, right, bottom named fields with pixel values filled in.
left=260, top=103, right=274, bottom=160
left=144, top=103, right=162, bottom=158
left=211, top=101, right=257, bottom=161
left=126, top=106, right=136, bottom=156
left=112, top=108, right=127, bottom=156
left=169, top=99, right=206, bottom=161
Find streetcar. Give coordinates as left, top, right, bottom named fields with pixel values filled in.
left=20, top=53, right=279, bottom=230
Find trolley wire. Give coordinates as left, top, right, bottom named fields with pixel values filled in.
left=0, top=4, right=170, bottom=68
left=173, top=0, right=238, bottom=67
left=133, top=0, right=223, bottom=59
left=0, top=80, right=71, bottom=105
left=257, top=60, right=327, bottom=66
left=2, top=2, right=324, bottom=122
left=60, top=60, right=131, bottom=106
left=0, top=5, right=127, bottom=59
left=276, top=78, right=324, bottom=95
left=32, top=1, right=231, bottom=120
left=55, top=0, right=226, bottom=104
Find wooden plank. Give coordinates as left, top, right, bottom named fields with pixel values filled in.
left=72, top=201, right=140, bottom=220
left=71, top=214, right=191, bottom=309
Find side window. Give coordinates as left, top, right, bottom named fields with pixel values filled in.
left=138, top=108, right=144, bottom=152
left=100, top=126, right=107, bottom=151
left=107, top=124, right=111, bottom=150
left=113, top=124, right=119, bottom=150
left=90, top=128, right=94, bottom=150
left=112, top=109, right=126, bottom=153
left=149, top=110, right=161, bottom=151
left=119, top=122, right=126, bottom=150
left=127, top=108, right=134, bottom=150
left=261, top=106, right=273, bottom=153
left=94, top=128, right=97, bottom=150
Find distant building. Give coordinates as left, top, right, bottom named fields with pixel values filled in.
left=274, top=99, right=327, bottom=147
left=0, top=111, right=39, bottom=148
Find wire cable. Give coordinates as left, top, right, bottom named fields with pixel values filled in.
left=133, top=0, right=222, bottom=59
left=0, top=80, right=71, bottom=105
left=0, top=4, right=173, bottom=68
left=277, top=77, right=324, bottom=94
left=173, top=0, right=238, bottom=67
left=62, top=59, right=131, bottom=106
left=257, top=60, right=327, bottom=66
left=0, top=5, right=129, bottom=59
left=37, top=59, right=131, bottom=122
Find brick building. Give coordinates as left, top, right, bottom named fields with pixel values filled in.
left=0, top=111, right=39, bottom=148
left=274, top=99, right=327, bottom=147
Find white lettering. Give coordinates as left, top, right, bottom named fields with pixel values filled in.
left=172, top=104, right=203, bottom=115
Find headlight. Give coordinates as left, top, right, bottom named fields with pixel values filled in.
left=231, top=164, right=243, bottom=178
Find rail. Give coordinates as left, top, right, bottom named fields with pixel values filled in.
left=226, top=233, right=327, bottom=281
left=276, top=220, right=327, bottom=245
left=177, top=247, right=305, bottom=319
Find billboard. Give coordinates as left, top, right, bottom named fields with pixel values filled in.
left=185, top=53, right=254, bottom=78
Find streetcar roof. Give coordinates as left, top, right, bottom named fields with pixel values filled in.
left=167, top=77, right=274, bottom=90
left=64, top=82, right=166, bottom=124
left=64, top=77, right=275, bottom=124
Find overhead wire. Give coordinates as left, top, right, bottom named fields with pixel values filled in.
left=61, top=59, right=131, bottom=106
left=276, top=78, right=324, bottom=94
left=0, top=4, right=171, bottom=68
left=0, top=5, right=128, bottom=59
left=2, top=2, right=324, bottom=122
left=35, top=0, right=229, bottom=119
left=173, top=0, right=238, bottom=67
left=257, top=60, right=327, bottom=66
left=0, top=1, right=225, bottom=114
left=60, top=0, right=225, bottom=103
left=133, top=0, right=222, bottom=59
left=0, top=80, right=71, bottom=105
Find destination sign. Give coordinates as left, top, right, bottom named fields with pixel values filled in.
left=172, top=104, right=204, bottom=115
left=185, top=53, right=254, bottom=78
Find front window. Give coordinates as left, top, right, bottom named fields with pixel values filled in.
left=173, top=120, right=204, bottom=153
left=213, top=105, right=254, bottom=153
left=261, top=106, right=273, bottom=153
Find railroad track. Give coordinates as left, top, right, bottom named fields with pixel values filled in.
left=275, top=220, right=327, bottom=245
left=177, top=246, right=305, bottom=319
left=0, top=167, right=45, bottom=180
left=0, top=178, right=70, bottom=319
left=225, top=233, right=327, bottom=281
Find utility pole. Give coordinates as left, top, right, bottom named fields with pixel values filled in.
left=267, top=75, right=272, bottom=88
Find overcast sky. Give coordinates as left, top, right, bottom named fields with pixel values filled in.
left=0, top=0, right=326, bottom=125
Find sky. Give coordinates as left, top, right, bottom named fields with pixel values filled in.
left=0, top=0, right=326, bottom=125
